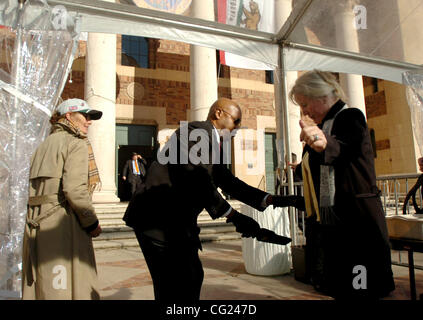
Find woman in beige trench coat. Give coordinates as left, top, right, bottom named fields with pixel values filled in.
left=22, top=99, right=103, bottom=300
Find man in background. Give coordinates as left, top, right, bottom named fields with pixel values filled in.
left=122, top=152, right=147, bottom=196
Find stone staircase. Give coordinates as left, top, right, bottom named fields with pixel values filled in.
left=93, top=200, right=243, bottom=250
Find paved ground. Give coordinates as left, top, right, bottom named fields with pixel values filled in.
left=95, top=239, right=423, bottom=300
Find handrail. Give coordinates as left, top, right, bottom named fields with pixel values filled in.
left=376, top=173, right=421, bottom=180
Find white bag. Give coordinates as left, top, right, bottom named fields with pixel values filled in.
left=241, top=205, right=291, bottom=276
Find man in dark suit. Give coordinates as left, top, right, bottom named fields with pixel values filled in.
left=122, top=152, right=147, bottom=196
left=123, top=98, right=303, bottom=301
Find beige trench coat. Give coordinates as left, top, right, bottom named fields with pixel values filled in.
left=22, top=126, right=100, bottom=300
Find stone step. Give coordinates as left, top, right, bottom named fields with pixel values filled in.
left=96, top=212, right=126, bottom=220
left=100, top=225, right=133, bottom=233
left=93, top=239, right=139, bottom=250
left=94, top=204, right=129, bottom=214
left=95, top=224, right=237, bottom=242
left=93, top=232, right=241, bottom=250
left=96, top=211, right=220, bottom=222
left=96, top=222, right=236, bottom=237
left=199, top=225, right=236, bottom=234
left=98, top=217, right=229, bottom=229
left=95, top=230, right=135, bottom=241
left=199, top=232, right=241, bottom=243
left=94, top=200, right=243, bottom=215
left=92, top=200, right=243, bottom=249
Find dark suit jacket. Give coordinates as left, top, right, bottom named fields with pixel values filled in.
left=123, top=120, right=268, bottom=247
left=122, top=158, right=147, bottom=183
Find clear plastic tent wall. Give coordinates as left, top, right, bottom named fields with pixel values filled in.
left=0, top=0, right=79, bottom=298
left=282, top=0, right=423, bottom=83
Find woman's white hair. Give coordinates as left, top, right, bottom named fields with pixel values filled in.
left=289, top=70, right=347, bottom=104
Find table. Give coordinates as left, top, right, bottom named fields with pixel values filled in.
left=389, top=237, right=423, bottom=300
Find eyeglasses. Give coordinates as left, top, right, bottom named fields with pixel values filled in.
left=78, top=112, right=91, bottom=121
left=219, top=109, right=241, bottom=126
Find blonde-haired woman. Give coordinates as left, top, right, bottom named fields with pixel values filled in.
left=290, top=70, right=394, bottom=299
left=22, top=99, right=102, bottom=300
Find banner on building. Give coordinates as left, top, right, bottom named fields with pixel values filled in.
left=218, top=0, right=275, bottom=70
left=132, top=0, right=192, bottom=15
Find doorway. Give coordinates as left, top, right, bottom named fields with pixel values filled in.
left=116, top=124, right=157, bottom=201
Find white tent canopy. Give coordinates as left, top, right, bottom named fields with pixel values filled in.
left=45, top=0, right=423, bottom=84
left=2, top=0, right=421, bottom=83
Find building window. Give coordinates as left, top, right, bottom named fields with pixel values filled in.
left=372, top=78, right=379, bottom=93
left=265, top=70, right=274, bottom=84
left=121, top=35, right=149, bottom=68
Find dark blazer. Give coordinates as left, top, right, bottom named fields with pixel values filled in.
left=122, top=158, right=147, bottom=182
left=295, top=100, right=395, bottom=298
left=123, top=120, right=268, bottom=247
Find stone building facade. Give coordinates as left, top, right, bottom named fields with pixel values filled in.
left=60, top=33, right=422, bottom=203
left=62, top=36, right=278, bottom=200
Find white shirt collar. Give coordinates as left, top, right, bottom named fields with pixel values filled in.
left=212, top=124, right=220, bottom=143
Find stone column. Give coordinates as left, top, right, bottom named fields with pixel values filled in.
left=189, top=0, right=218, bottom=121
left=275, top=0, right=302, bottom=164
left=85, top=4, right=119, bottom=203
left=334, top=2, right=367, bottom=117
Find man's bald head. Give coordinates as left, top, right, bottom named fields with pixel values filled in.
left=208, top=98, right=242, bottom=131
left=207, top=98, right=241, bottom=120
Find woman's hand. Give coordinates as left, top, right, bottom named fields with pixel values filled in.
left=299, top=120, right=327, bottom=152
left=90, top=224, right=102, bottom=238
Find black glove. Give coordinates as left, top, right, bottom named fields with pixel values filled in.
left=271, top=195, right=305, bottom=211
left=227, top=211, right=260, bottom=238
left=256, top=228, right=292, bottom=245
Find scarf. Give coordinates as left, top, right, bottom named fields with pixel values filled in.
left=302, top=104, right=348, bottom=225
left=302, top=152, right=320, bottom=221
left=53, top=117, right=101, bottom=195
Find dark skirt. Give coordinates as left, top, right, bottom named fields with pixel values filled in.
left=304, top=216, right=395, bottom=299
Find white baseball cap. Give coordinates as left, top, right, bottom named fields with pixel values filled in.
left=56, top=98, right=102, bottom=120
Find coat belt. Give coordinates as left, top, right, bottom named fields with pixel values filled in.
left=25, top=194, right=64, bottom=285
left=27, top=194, right=62, bottom=228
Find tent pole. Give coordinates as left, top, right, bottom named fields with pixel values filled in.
left=275, top=0, right=314, bottom=42
left=277, top=45, right=297, bottom=245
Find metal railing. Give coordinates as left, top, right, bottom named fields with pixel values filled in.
left=280, top=173, right=423, bottom=269
left=376, top=173, right=422, bottom=216
left=257, top=175, right=266, bottom=191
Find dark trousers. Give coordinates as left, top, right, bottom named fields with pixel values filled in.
left=129, top=175, right=142, bottom=195
left=135, top=230, right=204, bottom=301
